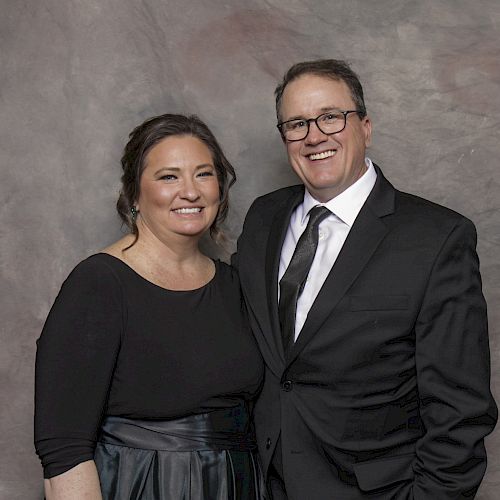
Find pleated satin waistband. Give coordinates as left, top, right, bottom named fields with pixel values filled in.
left=98, top=404, right=257, bottom=452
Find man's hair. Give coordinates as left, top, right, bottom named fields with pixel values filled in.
left=274, top=59, right=367, bottom=121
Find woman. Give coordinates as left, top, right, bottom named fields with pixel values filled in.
left=35, top=114, right=265, bottom=499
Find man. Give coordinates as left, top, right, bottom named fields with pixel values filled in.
left=233, top=60, right=497, bottom=499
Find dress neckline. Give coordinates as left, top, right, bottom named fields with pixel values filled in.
left=95, top=253, right=218, bottom=293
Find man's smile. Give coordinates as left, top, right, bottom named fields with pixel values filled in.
left=307, top=149, right=337, bottom=161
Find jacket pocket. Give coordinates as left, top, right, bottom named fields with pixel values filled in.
left=349, top=295, right=409, bottom=311
left=353, top=452, right=415, bottom=492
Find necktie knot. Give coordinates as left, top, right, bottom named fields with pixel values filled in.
left=307, top=205, right=331, bottom=229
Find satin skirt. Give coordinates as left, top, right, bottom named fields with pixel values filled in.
left=94, top=404, right=266, bottom=500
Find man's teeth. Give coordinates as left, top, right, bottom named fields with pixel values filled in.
left=309, top=150, right=336, bottom=160
left=174, top=208, right=202, bottom=214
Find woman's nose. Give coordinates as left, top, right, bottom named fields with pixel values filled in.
left=179, top=179, right=200, bottom=200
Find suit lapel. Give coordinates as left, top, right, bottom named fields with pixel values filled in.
left=286, top=167, right=396, bottom=365
left=265, top=188, right=304, bottom=365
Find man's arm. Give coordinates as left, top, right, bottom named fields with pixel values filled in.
left=413, top=218, right=497, bottom=499
left=231, top=248, right=238, bottom=270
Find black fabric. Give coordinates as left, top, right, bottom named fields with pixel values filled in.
left=35, top=254, right=264, bottom=481
left=267, top=439, right=287, bottom=500
left=267, top=469, right=287, bottom=500
left=234, top=164, right=497, bottom=499
left=278, top=206, right=330, bottom=352
left=94, top=405, right=266, bottom=499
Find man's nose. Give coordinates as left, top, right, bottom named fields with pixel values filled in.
left=305, top=120, right=328, bottom=145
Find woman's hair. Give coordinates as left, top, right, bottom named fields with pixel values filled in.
left=117, top=113, right=236, bottom=247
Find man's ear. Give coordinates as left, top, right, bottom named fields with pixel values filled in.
left=362, top=116, right=372, bottom=147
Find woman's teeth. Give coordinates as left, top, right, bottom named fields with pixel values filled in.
left=173, top=208, right=202, bottom=214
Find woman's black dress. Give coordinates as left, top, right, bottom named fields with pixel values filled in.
left=35, top=254, right=265, bottom=499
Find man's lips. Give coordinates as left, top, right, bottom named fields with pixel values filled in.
left=306, top=149, right=337, bottom=161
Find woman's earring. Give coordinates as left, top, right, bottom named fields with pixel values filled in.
left=131, top=206, right=138, bottom=222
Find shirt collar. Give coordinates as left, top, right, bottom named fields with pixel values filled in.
left=299, top=157, right=377, bottom=227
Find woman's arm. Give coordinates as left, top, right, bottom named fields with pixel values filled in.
left=44, top=460, right=103, bottom=500
left=35, top=256, right=123, bottom=484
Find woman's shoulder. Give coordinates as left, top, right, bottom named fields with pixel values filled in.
left=43, top=254, right=125, bottom=334
left=213, top=259, right=241, bottom=287
left=62, top=253, right=125, bottom=294
left=71, top=252, right=121, bottom=275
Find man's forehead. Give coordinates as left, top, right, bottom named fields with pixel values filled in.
left=284, top=74, right=350, bottom=96
left=281, top=76, right=355, bottom=116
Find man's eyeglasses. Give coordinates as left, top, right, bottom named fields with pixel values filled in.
left=277, top=110, right=359, bottom=142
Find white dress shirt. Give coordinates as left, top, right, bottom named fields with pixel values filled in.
left=278, top=158, right=377, bottom=340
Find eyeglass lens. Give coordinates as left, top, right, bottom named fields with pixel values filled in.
left=280, top=111, right=353, bottom=141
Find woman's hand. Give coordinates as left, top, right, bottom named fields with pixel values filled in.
left=44, top=460, right=103, bottom=500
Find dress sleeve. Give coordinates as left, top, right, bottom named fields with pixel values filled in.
left=34, top=256, right=124, bottom=478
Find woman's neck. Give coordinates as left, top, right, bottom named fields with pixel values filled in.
left=103, top=230, right=215, bottom=291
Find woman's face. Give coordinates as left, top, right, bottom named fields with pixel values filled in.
left=136, top=135, right=220, bottom=242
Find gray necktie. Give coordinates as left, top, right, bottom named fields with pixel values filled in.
left=278, top=206, right=331, bottom=353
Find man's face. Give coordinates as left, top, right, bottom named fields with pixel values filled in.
left=279, top=74, right=372, bottom=202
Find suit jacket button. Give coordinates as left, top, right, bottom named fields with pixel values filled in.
left=266, top=438, right=272, bottom=449
left=282, top=380, right=293, bottom=392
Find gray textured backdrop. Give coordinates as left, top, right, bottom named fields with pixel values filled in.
left=1, top=1, right=499, bottom=498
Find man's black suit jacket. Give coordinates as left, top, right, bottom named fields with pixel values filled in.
left=234, top=165, right=497, bottom=499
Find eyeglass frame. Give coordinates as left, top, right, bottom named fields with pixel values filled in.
left=277, top=110, right=361, bottom=142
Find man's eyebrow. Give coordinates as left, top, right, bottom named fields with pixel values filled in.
left=320, top=106, right=343, bottom=112
left=283, top=106, right=343, bottom=121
